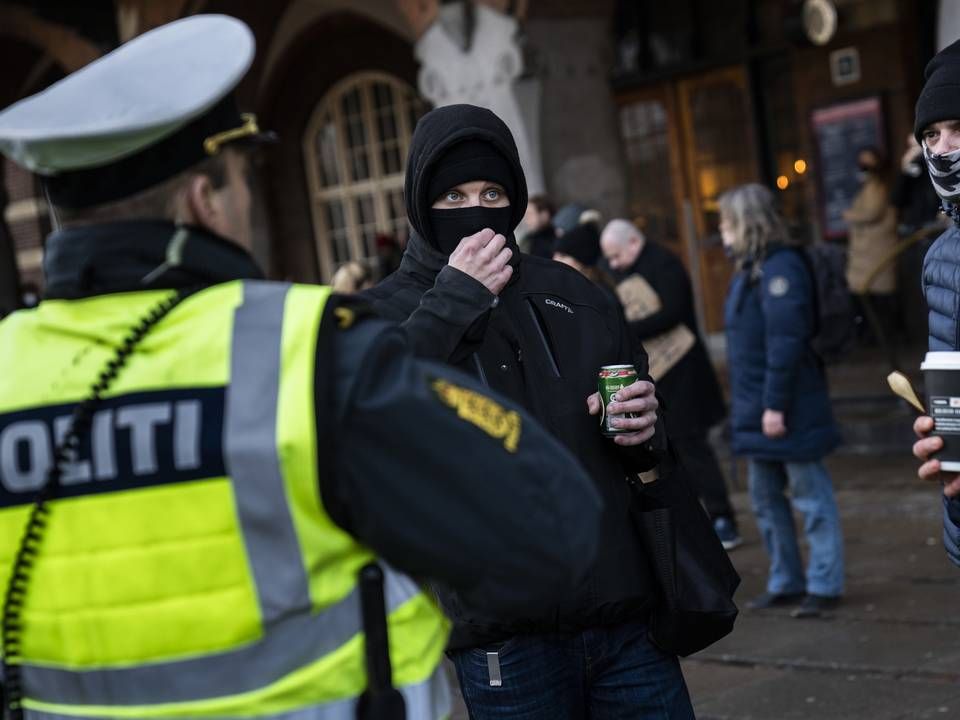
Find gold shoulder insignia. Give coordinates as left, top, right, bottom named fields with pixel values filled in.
left=431, top=379, right=522, bottom=453
left=334, top=306, right=355, bottom=329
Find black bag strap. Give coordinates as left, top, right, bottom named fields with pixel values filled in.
left=1, top=288, right=193, bottom=720
left=792, top=246, right=822, bottom=338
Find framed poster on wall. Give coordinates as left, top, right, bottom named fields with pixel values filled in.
left=811, top=96, right=886, bottom=239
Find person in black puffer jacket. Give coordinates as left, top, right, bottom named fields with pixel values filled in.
left=362, top=104, right=695, bottom=718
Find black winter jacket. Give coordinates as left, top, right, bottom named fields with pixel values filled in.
left=362, top=104, right=666, bottom=650
left=611, top=241, right=726, bottom=437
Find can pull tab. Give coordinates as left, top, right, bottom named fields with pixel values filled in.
left=486, top=652, right=503, bottom=687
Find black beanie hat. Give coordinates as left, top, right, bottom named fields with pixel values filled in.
left=554, top=221, right=601, bottom=266
left=915, top=39, right=960, bottom=142
left=425, top=139, right=517, bottom=206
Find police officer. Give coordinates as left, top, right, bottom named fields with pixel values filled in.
left=0, top=15, right=603, bottom=720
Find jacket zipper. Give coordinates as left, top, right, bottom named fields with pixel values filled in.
left=524, top=298, right=561, bottom=378
left=472, top=354, right=489, bottom=386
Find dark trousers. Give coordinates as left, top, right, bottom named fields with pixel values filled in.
left=449, top=621, right=694, bottom=719
left=673, top=431, right=735, bottom=524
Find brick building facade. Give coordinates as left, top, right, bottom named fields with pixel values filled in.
left=0, top=0, right=942, bottom=335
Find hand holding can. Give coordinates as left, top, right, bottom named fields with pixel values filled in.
left=586, top=366, right=659, bottom=446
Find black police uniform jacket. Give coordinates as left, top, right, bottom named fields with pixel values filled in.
left=362, top=105, right=666, bottom=650
left=34, top=219, right=605, bottom=633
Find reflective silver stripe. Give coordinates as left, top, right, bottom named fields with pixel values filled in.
left=24, top=657, right=452, bottom=720
left=22, top=565, right=420, bottom=705
left=21, top=282, right=441, bottom=709
left=223, top=281, right=312, bottom=623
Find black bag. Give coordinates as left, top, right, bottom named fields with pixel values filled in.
left=628, top=459, right=741, bottom=657
left=800, top=243, right=858, bottom=362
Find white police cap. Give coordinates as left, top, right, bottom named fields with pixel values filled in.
left=0, top=14, right=271, bottom=208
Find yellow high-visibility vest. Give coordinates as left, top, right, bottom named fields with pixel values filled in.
left=0, top=280, right=451, bottom=719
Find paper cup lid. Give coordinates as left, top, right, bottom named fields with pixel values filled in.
left=921, top=351, right=960, bottom=371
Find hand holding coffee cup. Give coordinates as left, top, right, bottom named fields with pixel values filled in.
left=913, top=416, right=960, bottom=498
left=916, top=352, right=960, bottom=497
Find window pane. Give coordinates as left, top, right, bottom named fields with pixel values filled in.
left=354, top=195, right=378, bottom=258
left=325, top=199, right=345, bottom=231
left=619, top=100, right=677, bottom=245
left=355, top=194, right=375, bottom=226
left=314, top=118, right=340, bottom=187
left=686, top=80, right=755, bottom=226
left=388, top=189, right=405, bottom=222
left=345, top=114, right=369, bottom=182
left=361, top=227, right=378, bottom=257
left=341, top=87, right=362, bottom=117
left=351, top=149, right=370, bottom=181
left=373, top=82, right=394, bottom=111
left=407, top=93, right=427, bottom=135
left=381, top=141, right=402, bottom=175
left=378, top=111, right=398, bottom=144
left=346, top=117, right=366, bottom=149
left=324, top=199, right=350, bottom=264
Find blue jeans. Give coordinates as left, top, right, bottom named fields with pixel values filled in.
left=449, top=621, right=694, bottom=719
left=748, top=459, right=845, bottom=597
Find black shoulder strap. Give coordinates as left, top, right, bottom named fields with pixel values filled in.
left=793, top=246, right=822, bottom=337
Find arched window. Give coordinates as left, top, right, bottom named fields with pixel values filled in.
left=303, top=72, right=428, bottom=281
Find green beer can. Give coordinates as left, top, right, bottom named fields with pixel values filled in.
left=598, top=364, right=638, bottom=436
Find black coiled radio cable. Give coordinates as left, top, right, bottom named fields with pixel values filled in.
left=1, top=288, right=192, bottom=720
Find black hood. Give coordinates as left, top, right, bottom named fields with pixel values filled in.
left=404, top=104, right=528, bottom=250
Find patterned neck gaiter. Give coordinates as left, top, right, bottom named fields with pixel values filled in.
left=923, top=143, right=960, bottom=204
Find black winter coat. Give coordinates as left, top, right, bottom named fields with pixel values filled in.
left=362, top=104, right=665, bottom=650
left=611, top=241, right=726, bottom=438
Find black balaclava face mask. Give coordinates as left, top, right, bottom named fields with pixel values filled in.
left=425, top=139, right=519, bottom=257
left=429, top=205, right=516, bottom=256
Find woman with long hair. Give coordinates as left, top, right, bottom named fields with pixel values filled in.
left=719, top=183, right=845, bottom=619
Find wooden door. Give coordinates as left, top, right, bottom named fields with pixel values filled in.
left=617, top=86, right=690, bottom=261
left=677, top=66, right=760, bottom=331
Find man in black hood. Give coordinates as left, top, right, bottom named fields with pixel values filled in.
left=363, top=105, right=695, bottom=718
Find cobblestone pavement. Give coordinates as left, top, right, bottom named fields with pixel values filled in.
left=447, top=451, right=960, bottom=719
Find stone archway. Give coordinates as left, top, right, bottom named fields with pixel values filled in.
left=255, top=10, right=422, bottom=282
left=0, top=4, right=101, bottom=76
left=0, top=9, right=92, bottom=313
left=0, top=0, right=205, bottom=311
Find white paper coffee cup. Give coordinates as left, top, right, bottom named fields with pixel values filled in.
left=921, top=352, right=960, bottom=471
